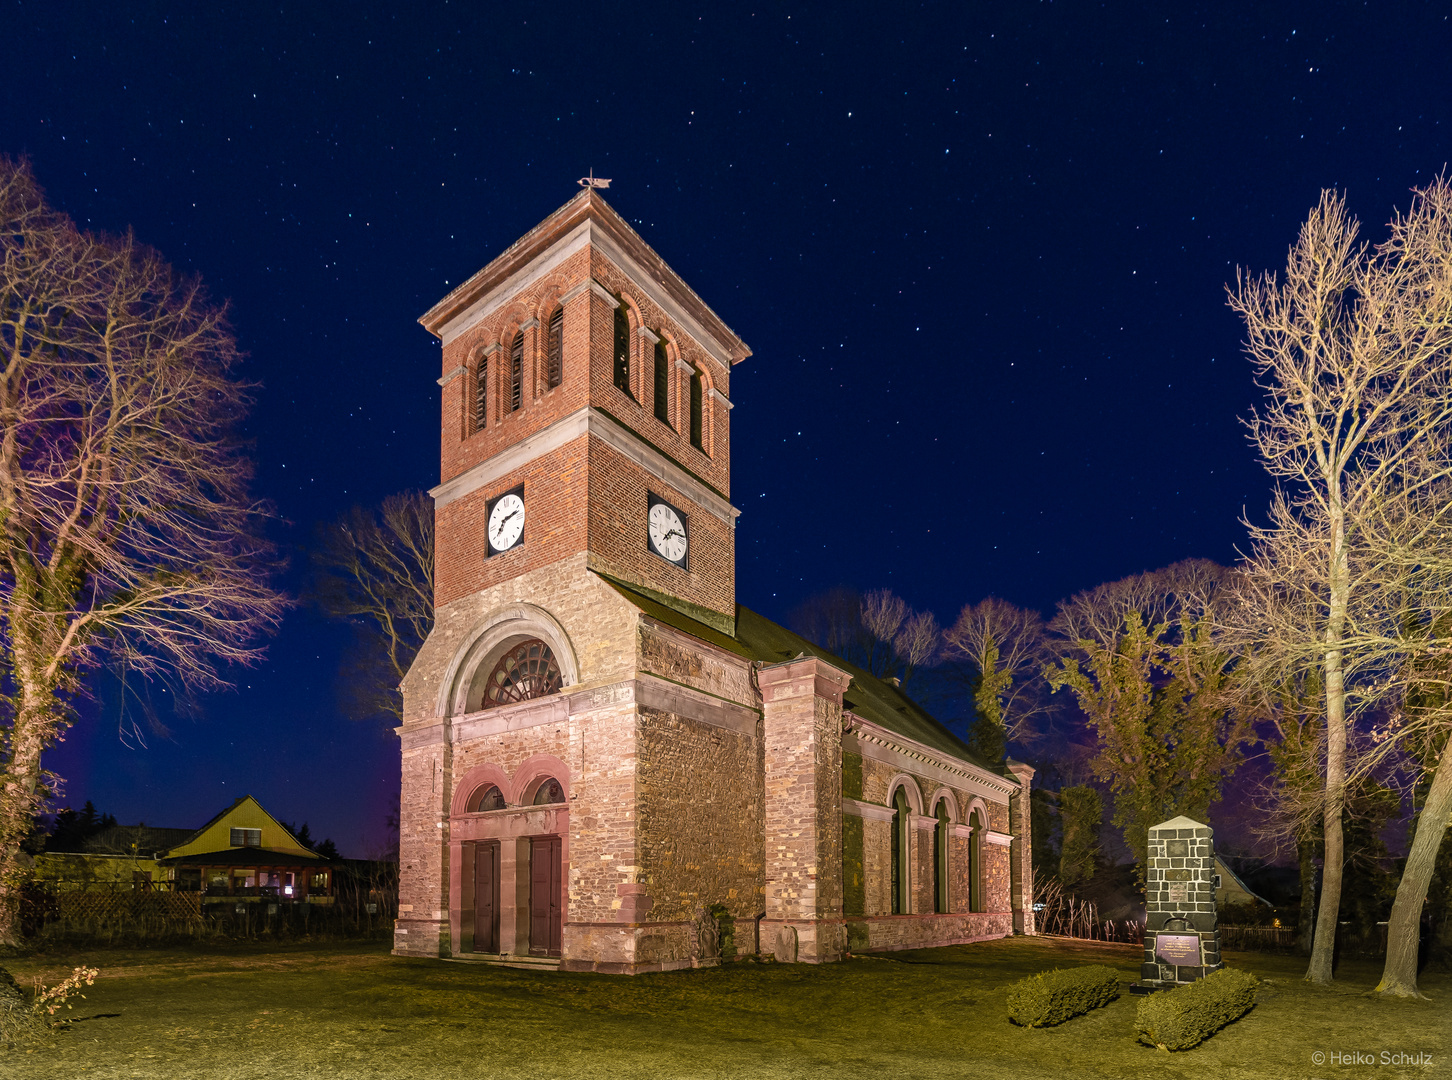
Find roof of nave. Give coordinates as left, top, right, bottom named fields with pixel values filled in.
left=417, top=188, right=752, bottom=364
left=597, top=574, right=1001, bottom=776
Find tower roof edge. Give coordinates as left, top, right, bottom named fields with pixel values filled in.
left=418, top=189, right=752, bottom=364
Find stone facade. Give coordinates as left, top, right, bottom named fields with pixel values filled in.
left=395, top=190, right=1033, bottom=973
left=1136, top=815, right=1224, bottom=989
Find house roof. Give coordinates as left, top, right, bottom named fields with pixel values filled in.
left=597, top=574, right=1001, bottom=776
left=417, top=189, right=752, bottom=365
left=162, top=795, right=319, bottom=861
left=161, top=849, right=335, bottom=868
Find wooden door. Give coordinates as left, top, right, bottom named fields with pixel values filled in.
left=529, top=836, right=562, bottom=957
left=474, top=840, right=500, bottom=954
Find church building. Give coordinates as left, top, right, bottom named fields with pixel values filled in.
left=393, top=188, right=1035, bottom=973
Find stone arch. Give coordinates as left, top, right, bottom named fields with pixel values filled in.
left=437, top=603, right=580, bottom=718
left=964, top=797, right=989, bottom=913
left=451, top=762, right=513, bottom=817
left=927, top=786, right=960, bottom=823
left=886, top=774, right=925, bottom=817
left=512, top=754, right=571, bottom=806
left=963, top=796, right=990, bottom=830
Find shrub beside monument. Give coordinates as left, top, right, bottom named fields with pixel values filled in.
left=1006, top=965, right=1121, bottom=1027
left=1134, top=967, right=1259, bottom=1050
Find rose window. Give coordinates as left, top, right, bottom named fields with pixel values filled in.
left=482, top=639, right=563, bottom=708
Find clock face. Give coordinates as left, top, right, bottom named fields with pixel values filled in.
left=487, top=491, right=525, bottom=554
left=647, top=497, right=688, bottom=566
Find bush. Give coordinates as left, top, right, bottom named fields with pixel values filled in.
left=1006, top=965, right=1121, bottom=1027
left=1135, top=967, right=1259, bottom=1051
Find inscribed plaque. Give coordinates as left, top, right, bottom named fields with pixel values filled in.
left=1155, top=933, right=1201, bottom=966
left=1167, top=883, right=1187, bottom=903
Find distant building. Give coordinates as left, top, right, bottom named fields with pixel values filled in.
left=34, top=795, right=336, bottom=907
left=1214, top=856, right=1273, bottom=910
left=395, top=191, right=1034, bottom=974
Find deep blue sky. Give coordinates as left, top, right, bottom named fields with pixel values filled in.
left=4, top=3, right=1450, bottom=854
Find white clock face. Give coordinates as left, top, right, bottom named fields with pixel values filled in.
left=487, top=493, right=525, bottom=553
left=648, top=501, right=688, bottom=564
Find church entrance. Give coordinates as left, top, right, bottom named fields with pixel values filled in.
left=529, top=836, right=562, bottom=957
left=473, top=840, right=500, bottom=953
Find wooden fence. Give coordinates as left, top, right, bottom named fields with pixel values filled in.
left=1218, top=924, right=1297, bottom=951
left=54, top=889, right=203, bottom=924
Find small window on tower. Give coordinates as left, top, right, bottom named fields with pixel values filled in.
left=689, top=367, right=705, bottom=452
left=654, top=339, right=670, bottom=426
left=546, top=307, right=563, bottom=389
left=510, top=331, right=524, bottom=412
left=473, top=354, right=488, bottom=432
left=613, top=302, right=633, bottom=398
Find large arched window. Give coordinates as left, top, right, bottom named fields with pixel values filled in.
left=653, top=339, right=671, bottom=426
left=689, top=366, right=705, bottom=451
left=546, top=307, right=564, bottom=389
left=613, top=302, right=632, bottom=397
left=532, top=777, right=565, bottom=805
left=969, top=808, right=986, bottom=913
left=481, top=639, right=563, bottom=709
left=890, top=786, right=911, bottom=915
left=934, top=800, right=951, bottom=914
left=471, top=784, right=506, bottom=812
left=509, top=331, right=525, bottom=412
left=473, top=353, right=488, bottom=432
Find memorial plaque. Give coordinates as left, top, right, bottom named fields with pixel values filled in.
left=1167, top=883, right=1187, bottom=903
left=1155, top=933, right=1201, bottom=966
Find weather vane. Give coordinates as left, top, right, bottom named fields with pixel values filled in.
left=578, top=170, right=612, bottom=190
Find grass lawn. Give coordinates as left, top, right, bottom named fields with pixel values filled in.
left=1, top=936, right=1445, bottom=1079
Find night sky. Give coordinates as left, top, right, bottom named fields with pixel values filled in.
left=5, top=3, right=1450, bottom=855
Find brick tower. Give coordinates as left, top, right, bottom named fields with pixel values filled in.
left=394, top=189, right=757, bottom=972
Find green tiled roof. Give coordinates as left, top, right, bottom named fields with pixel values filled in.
left=597, top=574, right=1000, bottom=775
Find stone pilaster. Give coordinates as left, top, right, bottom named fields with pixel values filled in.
left=1006, top=758, right=1035, bottom=935
left=1134, top=815, right=1223, bottom=991
left=758, top=655, right=852, bottom=963
left=394, top=718, right=453, bottom=957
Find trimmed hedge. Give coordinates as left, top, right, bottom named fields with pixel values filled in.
left=1135, top=967, right=1259, bottom=1051
left=1006, top=965, right=1121, bottom=1027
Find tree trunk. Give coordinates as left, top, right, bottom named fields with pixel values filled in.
left=1296, top=838, right=1317, bottom=956
left=0, top=702, right=49, bottom=947
left=1307, top=530, right=1348, bottom=986
left=1374, top=748, right=1452, bottom=998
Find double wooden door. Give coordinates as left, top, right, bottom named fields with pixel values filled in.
left=529, top=836, right=562, bottom=957
left=473, top=841, right=499, bottom=954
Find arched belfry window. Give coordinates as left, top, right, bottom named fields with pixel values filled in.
left=509, top=331, right=525, bottom=412
left=473, top=353, right=488, bottom=432
left=890, top=786, right=911, bottom=915
left=533, top=777, right=565, bottom=805
left=482, top=639, right=563, bottom=709
left=471, top=785, right=506, bottom=812
left=613, top=301, right=633, bottom=398
left=653, top=339, right=671, bottom=426
left=934, top=800, right=951, bottom=914
left=546, top=307, right=564, bottom=389
left=689, top=367, right=705, bottom=451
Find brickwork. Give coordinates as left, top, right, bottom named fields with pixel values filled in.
left=636, top=707, right=764, bottom=923
left=1137, top=816, right=1223, bottom=987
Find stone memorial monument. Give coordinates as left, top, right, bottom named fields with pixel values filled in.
left=1132, top=815, right=1223, bottom=993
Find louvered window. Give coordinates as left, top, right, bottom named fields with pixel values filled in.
left=546, top=307, right=563, bottom=389
left=653, top=340, right=670, bottom=425
left=509, top=331, right=524, bottom=412
left=613, top=302, right=632, bottom=397
left=689, top=368, right=704, bottom=451
left=473, top=355, right=487, bottom=431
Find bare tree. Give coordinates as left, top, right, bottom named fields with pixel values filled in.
left=788, top=586, right=939, bottom=688
left=312, top=491, right=434, bottom=722
left=941, top=597, right=1049, bottom=759
left=0, top=159, right=286, bottom=944
left=1046, top=561, right=1243, bottom=882
left=1227, top=179, right=1452, bottom=988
